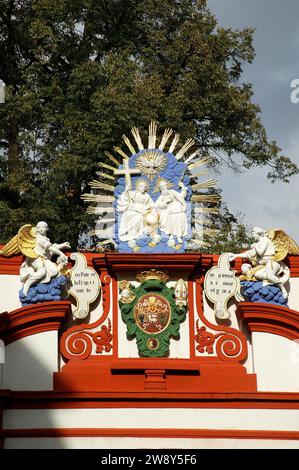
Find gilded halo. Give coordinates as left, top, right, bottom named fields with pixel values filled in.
left=136, top=150, right=167, bottom=180
left=134, top=177, right=150, bottom=192
left=153, top=176, right=174, bottom=193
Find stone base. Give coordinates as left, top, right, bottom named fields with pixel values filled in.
left=54, top=358, right=257, bottom=393
left=19, top=275, right=67, bottom=306
left=241, top=281, right=288, bottom=307
left=117, top=234, right=188, bottom=253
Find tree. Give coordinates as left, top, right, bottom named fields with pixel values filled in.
left=0, top=0, right=297, bottom=247
left=202, top=203, right=254, bottom=254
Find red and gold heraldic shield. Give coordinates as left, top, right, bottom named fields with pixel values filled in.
left=134, top=294, right=171, bottom=334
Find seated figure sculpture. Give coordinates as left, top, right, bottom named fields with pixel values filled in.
left=118, top=179, right=156, bottom=242
left=230, top=227, right=299, bottom=300
left=155, top=180, right=188, bottom=244
left=0, top=221, right=70, bottom=297
left=20, top=221, right=70, bottom=295
left=117, top=177, right=189, bottom=247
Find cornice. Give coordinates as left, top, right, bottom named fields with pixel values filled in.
left=238, top=302, right=299, bottom=341
left=0, top=301, right=71, bottom=344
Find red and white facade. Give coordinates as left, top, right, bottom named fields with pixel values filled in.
left=1, top=252, right=299, bottom=449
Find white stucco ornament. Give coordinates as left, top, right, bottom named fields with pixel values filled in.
left=230, top=227, right=299, bottom=299
left=82, top=121, right=221, bottom=253
left=204, top=253, right=243, bottom=320
left=174, top=279, right=188, bottom=307
left=0, top=221, right=70, bottom=297
left=117, top=177, right=188, bottom=244
left=68, top=252, right=101, bottom=319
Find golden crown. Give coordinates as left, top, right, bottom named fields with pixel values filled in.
left=136, top=269, right=169, bottom=284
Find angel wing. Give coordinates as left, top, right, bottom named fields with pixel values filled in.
left=0, top=233, right=19, bottom=257
left=268, top=229, right=299, bottom=262
left=17, top=224, right=38, bottom=258
left=0, top=224, right=38, bottom=259
left=153, top=153, right=167, bottom=168
left=141, top=158, right=152, bottom=168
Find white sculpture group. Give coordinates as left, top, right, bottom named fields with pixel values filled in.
left=230, top=226, right=296, bottom=298
left=20, top=221, right=70, bottom=296
left=0, top=221, right=70, bottom=297
left=118, top=179, right=188, bottom=245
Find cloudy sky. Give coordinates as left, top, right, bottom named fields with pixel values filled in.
left=207, top=0, right=299, bottom=239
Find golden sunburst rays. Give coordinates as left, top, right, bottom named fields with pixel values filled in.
left=86, top=200, right=116, bottom=240
left=98, top=162, right=118, bottom=172
left=192, top=217, right=214, bottom=227
left=81, top=121, right=222, bottom=244
left=113, top=147, right=129, bottom=160
left=104, top=151, right=120, bottom=166
left=153, top=176, right=174, bottom=193
left=95, top=122, right=217, bottom=174
left=188, top=156, right=213, bottom=172
left=135, top=150, right=168, bottom=180
left=97, top=149, right=122, bottom=173
left=89, top=210, right=116, bottom=239
left=95, top=217, right=116, bottom=225
left=175, top=138, right=195, bottom=161
left=195, top=207, right=220, bottom=215
left=158, top=128, right=173, bottom=151
left=189, top=169, right=209, bottom=179
left=185, top=150, right=199, bottom=164
left=97, top=151, right=121, bottom=177
left=190, top=223, right=220, bottom=244
left=192, top=217, right=212, bottom=225
left=188, top=154, right=221, bottom=207
left=83, top=153, right=117, bottom=240
left=168, top=133, right=180, bottom=153
left=122, top=135, right=136, bottom=154
left=86, top=206, right=115, bottom=215
left=95, top=157, right=119, bottom=216
left=96, top=171, right=115, bottom=181
left=121, top=123, right=191, bottom=157
left=126, top=120, right=197, bottom=165
left=131, top=127, right=144, bottom=151
left=119, top=122, right=199, bottom=165
left=88, top=180, right=115, bottom=192
left=202, top=228, right=220, bottom=237
left=191, top=178, right=218, bottom=191
left=81, top=194, right=115, bottom=203
left=89, top=228, right=114, bottom=238
left=148, top=121, right=157, bottom=149
left=83, top=144, right=126, bottom=240
left=191, top=194, right=221, bottom=203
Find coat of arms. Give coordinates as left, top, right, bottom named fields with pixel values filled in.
left=119, top=270, right=188, bottom=357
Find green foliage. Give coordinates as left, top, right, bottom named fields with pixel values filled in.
left=203, top=203, right=254, bottom=254
left=0, top=0, right=297, bottom=247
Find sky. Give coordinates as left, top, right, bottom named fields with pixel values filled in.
left=207, top=0, right=299, bottom=240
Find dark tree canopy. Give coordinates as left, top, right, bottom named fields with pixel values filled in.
left=0, top=0, right=297, bottom=247
left=202, top=203, right=254, bottom=254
